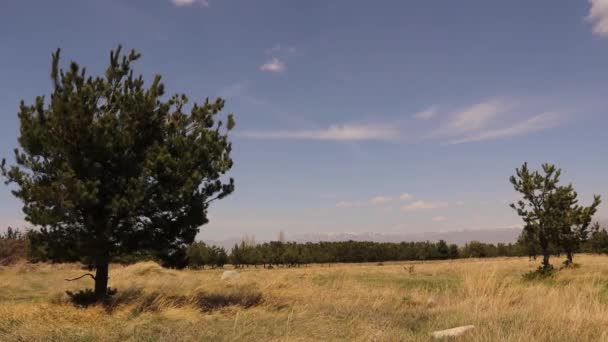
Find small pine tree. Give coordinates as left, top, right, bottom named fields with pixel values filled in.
left=436, top=240, right=449, bottom=259
left=510, top=163, right=601, bottom=270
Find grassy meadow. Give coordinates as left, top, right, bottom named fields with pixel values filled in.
left=2, top=255, right=608, bottom=341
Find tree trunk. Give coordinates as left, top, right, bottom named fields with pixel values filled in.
left=539, top=233, right=551, bottom=270
left=542, top=253, right=551, bottom=270
left=94, top=256, right=109, bottom=298
left=565, top=251, right=574, bottom=266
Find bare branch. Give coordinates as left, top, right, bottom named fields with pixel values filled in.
left=64, top=273, right=96, bottom=282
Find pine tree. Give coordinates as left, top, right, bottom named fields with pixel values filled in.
left=436, top=240, right=449, bottom=259
left=1, top=46, right=235, bottom=298
left=448, top=244, right=459, bottom=259
left=552, top=186, right=600, bottom=266
left=587, top=222, right=608, bottom=254
left=517, top=226, right=539, bottom=260
left=186, top=242, right=209, bottom=269
left=510, top=163, right=601, bottom=271
left=510, top=163, right=562, bottom=270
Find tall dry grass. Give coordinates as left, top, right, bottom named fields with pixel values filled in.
left=2, top=255, right=608, bottom=341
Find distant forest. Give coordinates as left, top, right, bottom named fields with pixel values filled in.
left=3, top=226, right=608, bottom=269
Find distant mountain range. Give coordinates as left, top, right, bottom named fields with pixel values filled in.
left=289, top=228, right=524, bottom=246
left=205, top=227, right=526, bottom=250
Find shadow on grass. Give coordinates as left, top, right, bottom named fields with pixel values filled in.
left=522, top=266, right=556, bottom=281
left=65, top=288, right=118, bottom=307
left=57, top=284, right=263, bottom=314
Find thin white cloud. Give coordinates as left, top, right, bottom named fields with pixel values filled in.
left=432, top=216, right=447, bottom=222
left=238, top=124, right=400, bottom=141
left=399, top=193, right=414, bottom=201
left=436, top=99, right=511, bottom=137
left=414, top=106, right=437, bottom=120
left=219, top=80, right=250, bottom=99
left=337, top=194, right=403, bottom=209
left=238, top=98, right=567, bottom=144
left=336, top=201, right=353, bottom=208
left=336, top=201, right=363, bottom=208
left=587, top=0, right=608, bottom=37
left=401, top=201, right=448, bottom=212
left=267, top=44, right=297, bottom=55
left=260, top=57, right=286, bottom=73
left=369, top=196, right=392, bottom=205
left=449, top=112, right=563, bottom=144
left=170, top=0, right=209, bottom=7
left=261, top=44, right=296, bottom=73
left=456, top=200, right=465, bottom=206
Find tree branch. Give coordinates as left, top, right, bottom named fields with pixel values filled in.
left=205, top=194, right=222, bottom=205
left=64, top=273, right=96, bottom=282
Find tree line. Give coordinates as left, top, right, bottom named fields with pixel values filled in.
left=4, top=226, right=608, bottom=269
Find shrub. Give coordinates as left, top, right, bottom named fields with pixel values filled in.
left=0, top=228, right=28, bottom=265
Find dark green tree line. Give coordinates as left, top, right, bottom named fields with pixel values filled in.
left=186, top=241, right=228, bottom=269
left=7, top=225, right=608, bottom=269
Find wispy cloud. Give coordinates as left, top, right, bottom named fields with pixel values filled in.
left=435, top=99, right=511, bottom=137
left=238, top=97, right=568, bottom=144
left=217, top=80, right=275, bottom=108
left=369, top=196, right=392, bottom=205
left=337, top=193, right=410, bottom=209
left=401, top=201, right=448, bottom=212
left=260, top=57, right=286, bottom=73
left=336, top=201, right=363, bottom=208
left=449, top=112, right=563, bottom=144
left=587, top=0, right=608, bottom=37
left=414, top=106, right=437, bottom=120
left=430, top=98, right=566, bottom=144
left=219, top=80, right=250, bottom=99
left=170, top=0, right=209, bottom=7
left=260, top=43, right=298, bottom=73
left=238, top=124, right=400, bottom=141
left=399, top=193, right=414, bottom=201
left=432, top=216, right=447, bottom=222
left=267, top=44, right=297, bottom=55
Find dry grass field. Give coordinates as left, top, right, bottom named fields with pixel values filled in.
left=2, top=255, right=608, bottom=341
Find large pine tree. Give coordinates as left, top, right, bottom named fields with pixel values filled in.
left=2, top=46, right=235, bottom=298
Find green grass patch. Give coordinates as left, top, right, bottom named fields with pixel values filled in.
left=597, top=282, right=608, bottom=304
left=355, top=273, right=461, bottom=291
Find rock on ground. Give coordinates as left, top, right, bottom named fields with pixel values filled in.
left=431, top=325, right=475, bottom=339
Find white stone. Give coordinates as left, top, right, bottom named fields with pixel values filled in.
left=431, top=325, right=475, bottom=339
left=220, top=270, right=240, bottom=280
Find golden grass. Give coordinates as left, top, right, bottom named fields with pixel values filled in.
left=2, top=256, right=608, bottom=341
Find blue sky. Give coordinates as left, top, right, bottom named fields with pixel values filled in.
left=1, top=0, right=607, bottom=241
